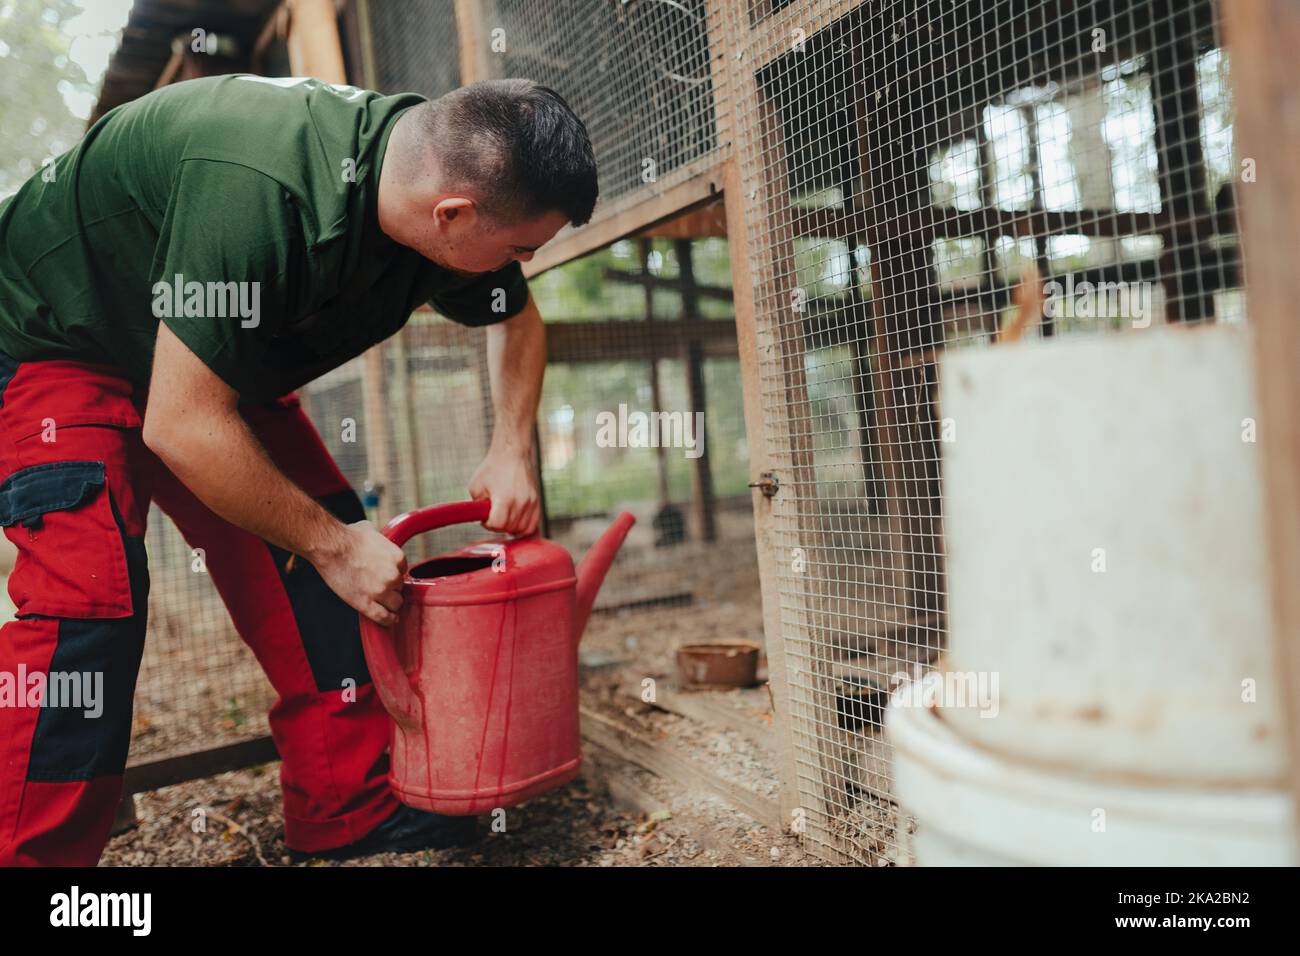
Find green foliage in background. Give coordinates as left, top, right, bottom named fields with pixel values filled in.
left=535, top=236, right=749, bottom=516
left=0, top=0, right=94, bottom=199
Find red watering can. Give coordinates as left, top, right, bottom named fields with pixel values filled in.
left=359, top=499, right=635, bottom=815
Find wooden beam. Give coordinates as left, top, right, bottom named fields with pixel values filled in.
left=124, top=736, right=279, bottom=795
left=746, top=0, right=864, bottom=71
left=287, top=0, right=393, bottom=522
left=1223, top=0, right=1300, bottom=860
left=677, top=238, right=717, bottom=542
left=286, top=0, right=346, bottom=82
left=736, top=78, right=845, bottom=849
left=722, top=155, right=805, bottom=835
left=523, top=160, right=727, bottom=277
left=403, top=310, right=737, bottom=352
left=453, top=0, right=494, bottom=84
left=603, top=268, right=734, bottom=302
left=252, top=2, right=291, bottom=74
left=152, top=50, right=184, bottom=89
left=579, top=706, right=783, bottom=830
left=533, top=319, right=738, bottom=364
left=640, top=239, right=672, bottom=509
left=650, top=683, right=775, bottom=754
left=634, top=201, right=729, bottom=239
left=793, top=204, right=1186, bottom=244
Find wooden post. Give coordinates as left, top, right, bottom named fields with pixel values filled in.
left=1222, top=0, right=1300, bottom=857
left=453, top=0, right=496, bottom=84
left=702, top=0, right=806, bottom=839
left=286, top=0, right=347, bottom=83
left=1151, top=3, right=1215, bottom=324
left=675, top=238, right=717, bottom=541
left=533, top=421, right=550, bottom=539
left=740, top=79, right=848, bottom=857
left=1021, top=104, right=1053, bottom=336
left=287, top=0, right=395, bottom=523
left=722, top=155, right=805, bottom=837
left=388, top=326, right=427, bottom=553
left=641, top=239, right=673, bottom=511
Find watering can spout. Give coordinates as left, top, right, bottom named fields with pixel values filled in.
left=574, top=512, right=636, bottom=644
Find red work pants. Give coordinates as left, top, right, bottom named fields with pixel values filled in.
left=0, top=350, right=398, bottom=865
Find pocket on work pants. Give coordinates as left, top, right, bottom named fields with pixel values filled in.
left=0, top=459, right=138, bottom=619
left=0, top=355, right=149, bottom=620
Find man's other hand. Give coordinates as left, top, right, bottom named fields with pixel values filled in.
left=467, top=445, right=541, bottom=536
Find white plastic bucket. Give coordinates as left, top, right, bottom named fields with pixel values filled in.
left=938, top=326, right=1285, bottom=785
left=888, top=687, right=1295, bottom=866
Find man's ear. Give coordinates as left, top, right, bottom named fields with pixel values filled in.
left=433, top=196, right=475, bottom=226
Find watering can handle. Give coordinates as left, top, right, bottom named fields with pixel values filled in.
left=379, top=498, right=493, bottom=547
left=358, top=499, right=495, bottom=731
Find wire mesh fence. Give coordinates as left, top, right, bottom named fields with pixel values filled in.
left=530, top=229, right=755, bottom=611
left=487, top=0, right=720, bottom=204
left=361, top=0, right=462, bottom=101
left=721, top=0, right=1245, bottom=863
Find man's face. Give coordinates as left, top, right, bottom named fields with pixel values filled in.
left=427, top=204, right=569, bottom=276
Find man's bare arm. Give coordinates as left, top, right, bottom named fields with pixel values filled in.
left=142, top=322, right=406, bottom=625
left=486, top=292, right=546, bottom=455
left=467, top=292, right=546, bottom=534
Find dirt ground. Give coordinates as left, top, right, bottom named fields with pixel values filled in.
left=98, top=748, right=812, bottom=867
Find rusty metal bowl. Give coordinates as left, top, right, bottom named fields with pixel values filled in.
left=676, top=641, right=762, bottom=688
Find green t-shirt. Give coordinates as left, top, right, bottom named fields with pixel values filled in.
left=0, top=74, right=530, bottom=404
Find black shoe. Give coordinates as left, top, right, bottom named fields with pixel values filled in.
left=288, top=805, right=480, bottom=863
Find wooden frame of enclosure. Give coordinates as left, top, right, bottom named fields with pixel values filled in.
left=714, top=0, right=1293, bottom=864
left=1223, top=1, right=1300, bottom=855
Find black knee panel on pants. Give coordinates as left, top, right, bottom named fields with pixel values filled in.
left=265, top=488, right=374, bottom=694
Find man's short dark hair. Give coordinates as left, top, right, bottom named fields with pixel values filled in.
left=418, top=78, right=598, bottom=227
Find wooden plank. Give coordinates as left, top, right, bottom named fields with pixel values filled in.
left=677, top=238, right=717, bottom=541
left=583, top=743, right=779, bottom=865
left=579, top=706, right=783, bottom=830
left=603, top=269, right=734, bottom=302
left=524, top=162, right=727, bottom=276
left=794, top=204, right=1188, bottom=244
left=1222, top=0, right=1300, bottom=858
left=635, top=202, right=729, bottom=239
left=751, top=70, right=850, bottom=850
left=640, top=239, right=673, bottom=510
left=536, top=319, right=739, bottom=364
left=746, top=0, right=864, bottom=70
left=582, top=749, right=671, bottom=818
left=650, top=683, right=775, bottom=754
left=123, top=736, right=280, bottom=795
left=721, top=147, right=809, bottom=838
